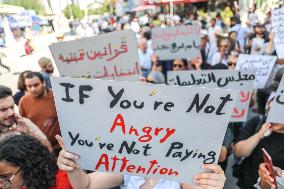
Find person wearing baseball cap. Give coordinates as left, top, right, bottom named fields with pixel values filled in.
left=38, top=57, right=54, bottom=90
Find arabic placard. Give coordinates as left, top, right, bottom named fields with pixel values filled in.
left=267, top=75, right=284, bottom=124
left=51, top=77, right=237, bottom=184
left=272, top=8, right=284, bottom=59
left=49, top=30, right=140, bottom=81
left=152, top=25, right=201, bottom=61
left=167, top=70, right=255, bottom=122
left=235, top=54, right=277, bottom=89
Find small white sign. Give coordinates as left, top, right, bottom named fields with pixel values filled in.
left=236, top=54, right=277, bottom=89
left=272, top=8, right=284, bottom=59
left=152, top=25, right=201, bottom=60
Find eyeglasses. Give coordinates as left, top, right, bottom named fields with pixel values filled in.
left=0, top=168, right=21, bottom=189
left=228, top=62, right=236, bottom=66
left=173, top=64, right=183, bottom=68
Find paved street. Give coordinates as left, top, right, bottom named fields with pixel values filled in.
left=0, top=33, right=76, bottom=92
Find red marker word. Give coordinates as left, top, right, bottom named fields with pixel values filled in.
left=110, top=114, right=176, bottom=143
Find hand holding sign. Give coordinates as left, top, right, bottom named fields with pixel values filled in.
left=193, top=164, right=226, bottom=188
left=56, top=135, right=80, bottom=171
left=56, top=134, right=226, bottom=189
left=52, top=77, right=237, bottom=185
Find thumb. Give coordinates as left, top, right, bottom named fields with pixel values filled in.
left=55, top=135, right=65, bottom=149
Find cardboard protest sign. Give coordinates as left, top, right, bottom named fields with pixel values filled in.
left=51, top=77, right=237, bottom=184
left=152, top=25, right=201, bottom=60
left=49, top=30, right=140, bottom=81
left=167, top=70, right=256, bottom=122
left=236, top=54, right=277, bottom=89
left=267, top=75, right=284, bottom=124
left=272, top=8, right=284, bottom=59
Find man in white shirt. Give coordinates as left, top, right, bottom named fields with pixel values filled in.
left=207, top=18, right=223, bottom=64
left=208, top=18, right=222, bottom=46
left=138, top=38, right=153, bottom=78
left=248, top=6, right=259, bottom=27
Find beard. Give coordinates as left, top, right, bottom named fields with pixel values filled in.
left=0, top=116, right=15, bottom=131
left=46, top=68, right=54, bottom=74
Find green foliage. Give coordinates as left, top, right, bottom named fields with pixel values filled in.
left=4, top=0, right=44, bottom=14
left=64, top=4, right=84, bottom=19
left=87, top=0, right=110, bottom=15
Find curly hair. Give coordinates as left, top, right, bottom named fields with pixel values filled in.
left=0, top=134, right=58, bottom=189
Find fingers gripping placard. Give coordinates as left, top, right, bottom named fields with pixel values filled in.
left=51, top=77, right=238, bottom=184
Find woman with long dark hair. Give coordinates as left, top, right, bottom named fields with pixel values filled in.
left=0, top=133, right=72, bottom=189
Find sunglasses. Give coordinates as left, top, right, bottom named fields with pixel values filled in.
left=0, top=168, right=21, bottom=189
left=220, top=45, right=228, bottom=48
left=173, top=64, right=183, bottom=68
left=228, top=62, right=236, bottom=66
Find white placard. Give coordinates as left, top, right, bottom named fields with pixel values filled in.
left=51, top=77, right=238, bottom=185
left=167, top=70, right=256, bottom=122
left=267, top=74, right=284, bottom=124
left=272, top=8, right=284, bottom=59
left=236, top=54, right=277, bottom=89
left=152, top=25, right=201, bottom=60
left=49, top=30, right=140, bottom=81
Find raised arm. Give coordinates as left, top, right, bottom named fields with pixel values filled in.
left=234, top=123, right=271, bottom=157
left=56, top=135, right=123, bottom=189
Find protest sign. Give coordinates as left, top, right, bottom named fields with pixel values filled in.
left=49, top=30, right=140, bottom=81
left=235, top=54, right=277, bottom=89
left=267, top=75, right=284, bottom=124
left=51, top=77, right=237, bottom=184
left=152, top=25, right=201, bottom=60
left=167, top=70, right=256, bottom=122
left=272, top=8, right=284, bottom=59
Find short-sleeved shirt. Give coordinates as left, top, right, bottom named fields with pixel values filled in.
left=138, top=48, right=153, bottom=71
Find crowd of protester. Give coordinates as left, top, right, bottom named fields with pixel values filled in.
left=1, top=1, right=284, bottom=189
